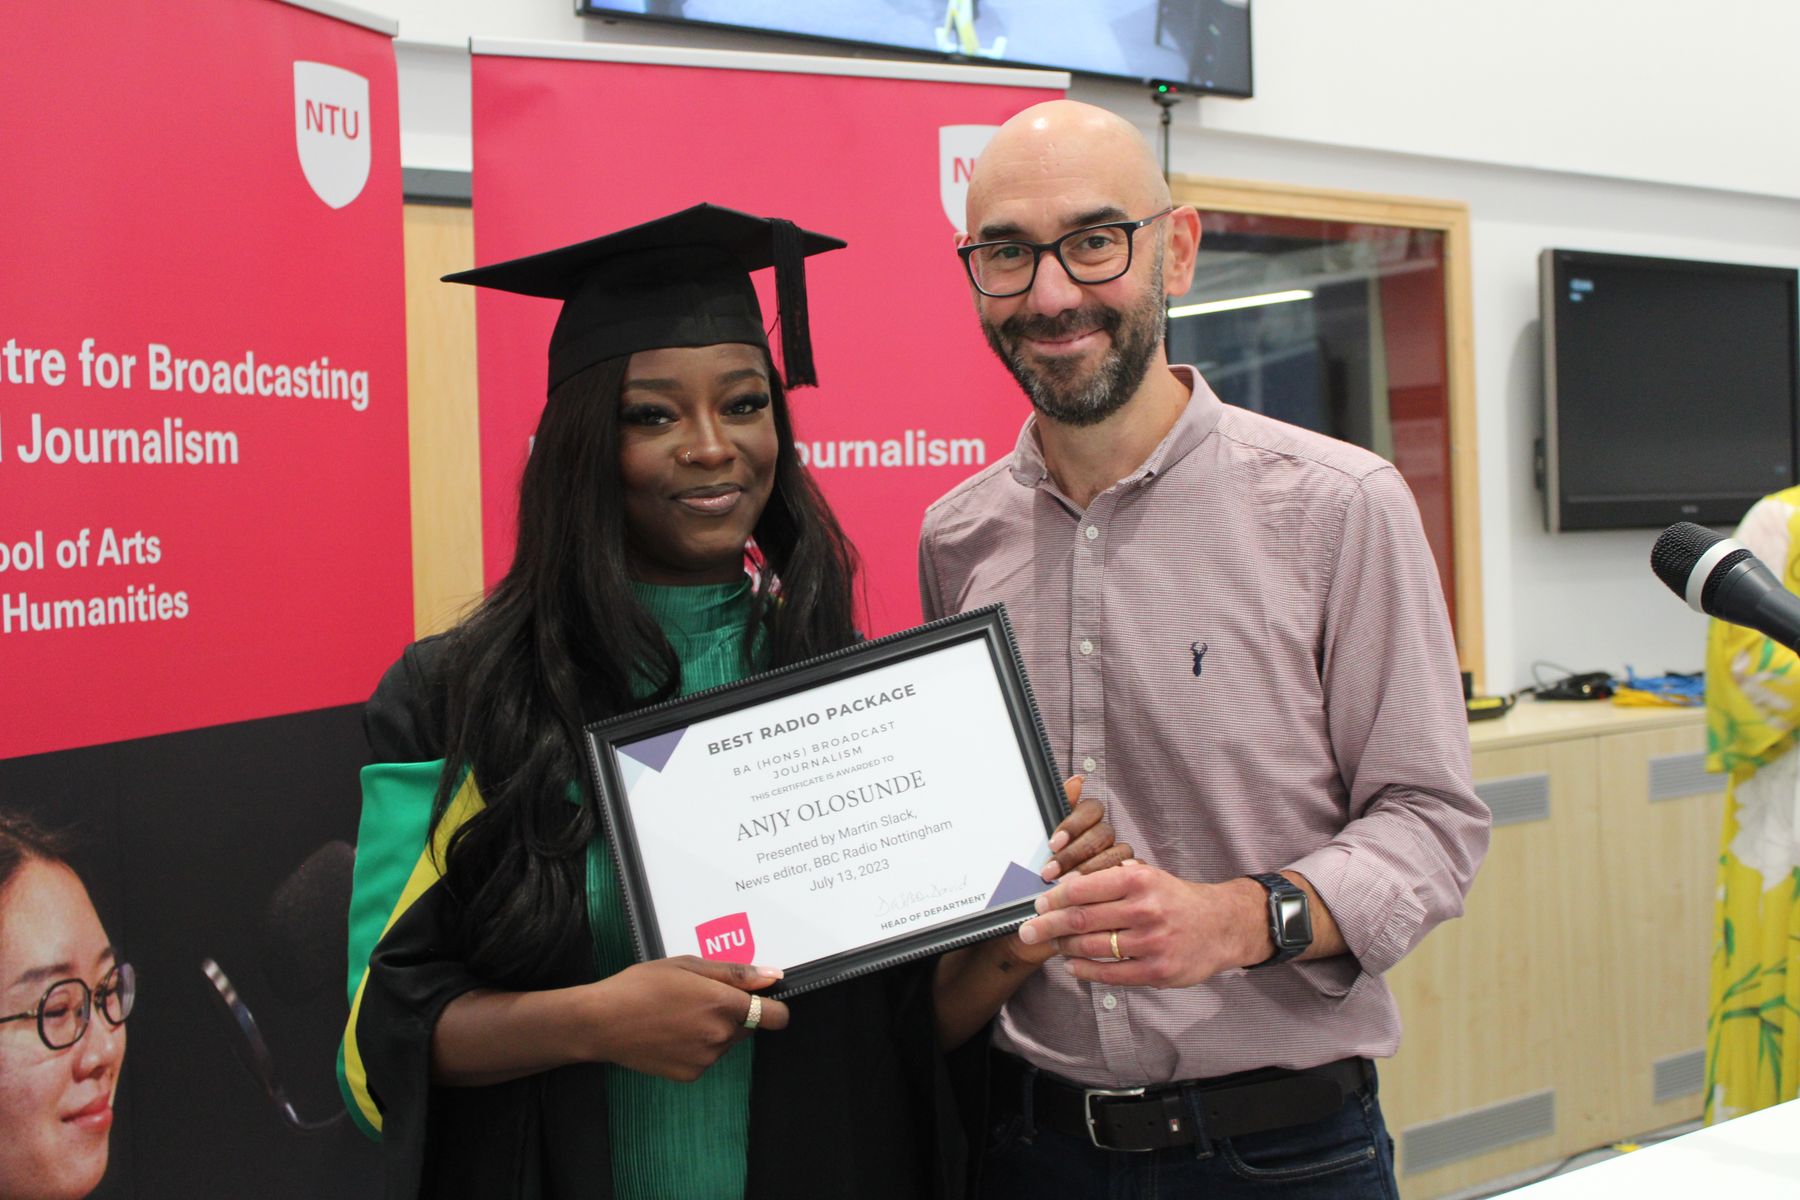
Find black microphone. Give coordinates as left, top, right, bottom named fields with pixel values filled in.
left=260, top=840, right=354, bottom=1005
left=1651, top=521, right=1800, bottom=653
left=199, top=840, right=355, bottom=1133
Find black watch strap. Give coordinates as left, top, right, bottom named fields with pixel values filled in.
left=1248, top=872, right=1311, bottom=968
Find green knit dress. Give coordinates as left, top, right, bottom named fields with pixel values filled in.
left=586, top=577, right=762, bottom=1199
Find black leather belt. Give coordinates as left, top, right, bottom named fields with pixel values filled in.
left=992, top=1051, right=1373, bottom=1152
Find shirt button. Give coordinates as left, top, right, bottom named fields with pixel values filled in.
left=1079, top=638, right=1093, bottom=656
left=1082, top=756, right=1097, bottom=773
left=1102, top=993, right=1118, bottom=1011
left=1085, top=525, right=1099, bottom=540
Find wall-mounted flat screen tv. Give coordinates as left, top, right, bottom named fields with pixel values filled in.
left=1539, top=249, right=1800, bottom=533
left=575, top=1, right=1253, bottom=98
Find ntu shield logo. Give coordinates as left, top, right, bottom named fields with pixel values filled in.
left=939, top=124, right=998, bottom=230
left=696, top=913, right=756, bottom=964
left=294, top=62, right=370, bottom=209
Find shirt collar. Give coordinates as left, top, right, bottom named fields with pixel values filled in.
left=629, top=576, right=753, bottom=640
left=1006, top=364, right=1222, bottom=490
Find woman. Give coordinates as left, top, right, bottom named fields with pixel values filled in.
left=0, top=811, right=133, bottom=1200
left=1703, top=487, right=1800, bottom=1122
left=338, top=205, right=1127, bottom=1199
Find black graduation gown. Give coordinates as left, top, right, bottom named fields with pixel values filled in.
left=344, top=638, right=982, bottom=1199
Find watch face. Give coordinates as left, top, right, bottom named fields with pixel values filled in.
left=1273, top=892, right=1312, bottom=948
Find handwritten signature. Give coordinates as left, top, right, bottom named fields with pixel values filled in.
left=875, top=874, right=969, bottom=917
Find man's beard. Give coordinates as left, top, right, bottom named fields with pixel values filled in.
left=980, top=253, right=1167, bottom=428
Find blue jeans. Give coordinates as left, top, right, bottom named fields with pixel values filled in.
left=978, top=1065, right=1400, bottom=1200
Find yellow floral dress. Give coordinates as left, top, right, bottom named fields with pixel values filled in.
left=1704, top=486, right=1800, bottom=1122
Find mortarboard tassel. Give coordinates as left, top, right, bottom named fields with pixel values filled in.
left=770, top=218, right=818, bottom=388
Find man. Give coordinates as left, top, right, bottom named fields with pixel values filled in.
left=918, top=99, right=1489, bottom=1196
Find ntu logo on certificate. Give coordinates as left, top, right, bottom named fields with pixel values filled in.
left=294, top=61, right=370, bottom=209
left=696, top=912, right=756, bottom=964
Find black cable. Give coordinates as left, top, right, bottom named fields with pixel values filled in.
left=1528, top=659, right=1584, bottom=691
left=1520, top=659, right=1618, bottom=701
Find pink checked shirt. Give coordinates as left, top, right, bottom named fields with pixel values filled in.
left=919, top=366, right=1489, bottom=1086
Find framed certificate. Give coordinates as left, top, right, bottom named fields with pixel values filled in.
left=583, top=605, right=1064, bottom=997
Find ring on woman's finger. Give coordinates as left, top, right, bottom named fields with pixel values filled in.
left=743, top=994, right=763, bottom=1031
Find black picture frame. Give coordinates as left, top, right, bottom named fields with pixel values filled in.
left=582, top=604, right=1064, bottom=998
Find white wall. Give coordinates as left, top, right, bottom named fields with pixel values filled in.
left=361, top=0, right=1800, bottom=690
left=1131, top=115, right=1800, bottom=691
left=1206, top=0, right=1800, bottom=201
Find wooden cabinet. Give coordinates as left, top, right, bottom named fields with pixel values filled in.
left=1594, top=727, right=1723, bottom=1140
left=1380, top=701, right=1721, bottom=1198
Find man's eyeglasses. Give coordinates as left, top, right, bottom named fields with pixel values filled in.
left=958, top=207, right=1174, bottom=298
left=0, top=962, right=136, bottom=1051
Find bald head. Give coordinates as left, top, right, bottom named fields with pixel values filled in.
left=955, top=99, right=1199, bottom=435
left=966, top=100, right=1170, bottom=237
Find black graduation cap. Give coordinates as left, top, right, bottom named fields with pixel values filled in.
left=443, top=203, right=845, bottom=392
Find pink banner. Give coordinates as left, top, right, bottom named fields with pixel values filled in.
left=471, top=50, right=1063, bottom=634
left=0, top=1, right=411, bottom=758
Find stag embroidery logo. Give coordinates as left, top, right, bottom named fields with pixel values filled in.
left=1190, top=641, right=1209, bottom=677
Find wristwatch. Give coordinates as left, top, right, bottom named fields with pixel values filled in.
left=1247, top=872, right=1312, bottom=967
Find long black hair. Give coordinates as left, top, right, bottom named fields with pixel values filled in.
left=430, top=352, right=858, bottom=985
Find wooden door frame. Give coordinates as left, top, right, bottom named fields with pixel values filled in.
left=1169, top=175, right=1484, bottom=686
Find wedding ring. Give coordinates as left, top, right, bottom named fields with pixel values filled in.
left=1109, top=930, right=1124, bottom=961
left=743, top=994, right=763, bottom=1031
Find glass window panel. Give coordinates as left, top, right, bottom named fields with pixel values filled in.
left=1169, top=213, right=1454, bottom=623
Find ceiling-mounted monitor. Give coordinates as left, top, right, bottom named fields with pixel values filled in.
left=1539, top=249, right=1800, bottom=533
left=575, top=1, right=1253, bottom=98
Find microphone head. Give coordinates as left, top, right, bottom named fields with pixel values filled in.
left=259, top=840, right=354, bottom=1006
left=1652, top=521, right=1753, bottom=615
left=1651, top=522, right=1723, bottom=596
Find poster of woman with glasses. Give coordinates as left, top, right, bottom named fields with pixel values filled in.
left=0, top=810, right=134, bottom=1200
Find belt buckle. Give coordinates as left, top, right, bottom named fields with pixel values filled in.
left=1082, top=1085, right=1149, bottom=1151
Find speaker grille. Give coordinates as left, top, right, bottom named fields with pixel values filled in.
left=1475, top=774, right=1551, bottom=826
left=1401, top=1090, right=1556, bottom=1175
left=1653, top=1050, right=1705, bottom=1104
left=1648, top=753, right=1724, bottom=803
